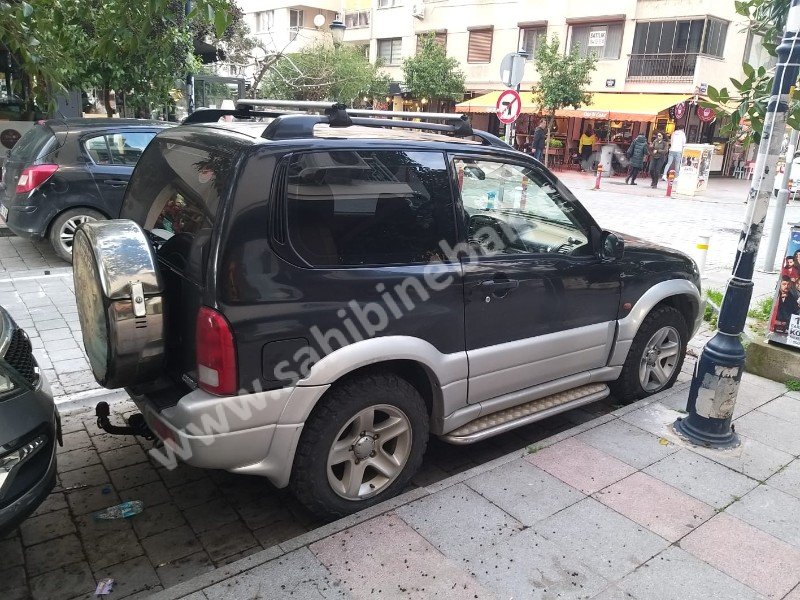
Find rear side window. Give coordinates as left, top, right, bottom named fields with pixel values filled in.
left=8, top=125, right=55, bottom=163
left=122, top=139, right=234, bottom=281
left=284, top=150, right=456, bottom=266
left=84, top=131, right=156, bottom=165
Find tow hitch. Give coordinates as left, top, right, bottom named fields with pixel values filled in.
left=95, top=401, right=155, bottom=440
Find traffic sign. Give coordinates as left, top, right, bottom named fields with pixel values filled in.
left=496, top=89, right=522, bottom=124
left=499, top=52, right=526, bottom=88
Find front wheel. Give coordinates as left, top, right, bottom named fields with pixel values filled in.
left=290, top=372, right=428, bottom=520
left=611, top=305, right=688, bottom=403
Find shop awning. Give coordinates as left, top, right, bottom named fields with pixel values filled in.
left=455, top=92, right=692, bottom=121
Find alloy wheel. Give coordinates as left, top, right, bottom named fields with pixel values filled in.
left=639, top=325, right=681, bottom=392
left=327, top=404, right=413, bottom=500
left=59, top=215, right=97, bottom=255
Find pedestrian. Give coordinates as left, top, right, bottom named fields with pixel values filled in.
left=578, top=127, right=597, bottom=171
left=531, top=120, right=547, bottom=162
left=625, top=133, right=649, bottom=185
left=649, top=132, right=669, bottom=188
left=663, top=125, right=686, bottom=180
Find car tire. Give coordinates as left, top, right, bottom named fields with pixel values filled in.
left=49, top=208, right=105, bottom=263
left=611, top=305, right=688, bottom=403
left=290, top=372, right=428, bottom=520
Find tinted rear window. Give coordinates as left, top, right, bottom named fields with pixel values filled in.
left=8, top=125, right=55, bottom=163
left=121, top=139, right=235, bottom=281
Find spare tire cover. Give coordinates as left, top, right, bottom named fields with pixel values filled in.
left=73, top=219, right=165, bottom=389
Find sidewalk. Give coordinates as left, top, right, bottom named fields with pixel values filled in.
left=146, top=370, right=800, bottom=600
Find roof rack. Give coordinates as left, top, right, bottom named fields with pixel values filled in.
left=182, top=99, right=511, bottom=149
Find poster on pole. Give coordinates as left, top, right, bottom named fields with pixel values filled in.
left=767, top=225, right=800, bottom=348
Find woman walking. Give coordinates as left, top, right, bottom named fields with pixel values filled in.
left=625, top=133, right=649, bottom=185
left=649, top=132, right=669, bottom=188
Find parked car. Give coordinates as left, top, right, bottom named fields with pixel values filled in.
left=0, top=118, right=173, bottom=262
left=72, top=101, right=703, bottom=519
left=0, top=305, right=61, bottom=535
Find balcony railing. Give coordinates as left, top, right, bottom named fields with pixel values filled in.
left=626, top=53, right=698, bottom=82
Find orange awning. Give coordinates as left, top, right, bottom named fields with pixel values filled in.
left=456, top=92, right=692, bottom=122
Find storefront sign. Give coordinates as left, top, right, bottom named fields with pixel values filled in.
left=767, top=226, right=800, bottom=348
left=582, top=110, right=609, bottom=119
left=0, top=128, right=21, bottom=149
left=674, top=102, right=686, bottom=120
left=588, top=28, right=607, bottom=47
left=697, top=105, right=716, bottom=122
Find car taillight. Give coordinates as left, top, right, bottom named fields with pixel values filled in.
left=16, top=164, right=58, bottom=194
left=196, top=307, right=237, bottom=395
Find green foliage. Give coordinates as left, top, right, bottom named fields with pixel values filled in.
left=530, top=35, right=596, bottom=166
left=704, top=0, right=798, bottom=142
left=260, top=43, right=389, bottom=104
left=0, top=0, right=233, bottom=114
left=706, top=288, right=724, bottom=306
left=548, top=138, right=564, bottom=148
left=402, top=34, right=465, bottom=102
left=747, top=296, right=774, bottom=322
left=786, top=379, right=800, bottom=392
left=704, top=288, right=723, bottom=329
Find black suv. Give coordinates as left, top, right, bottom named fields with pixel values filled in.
left=0, top=118, right=172, bottom=262
left=73, top=100, right=702, bottom=519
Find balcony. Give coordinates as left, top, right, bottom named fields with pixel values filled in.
left=626, top=53, right=698, bottom=82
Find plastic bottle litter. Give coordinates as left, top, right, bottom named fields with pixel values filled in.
left=92, top=500, right=144, bottom=521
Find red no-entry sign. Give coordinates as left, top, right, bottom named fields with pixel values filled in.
left=496, top=89, right=522, bottom=124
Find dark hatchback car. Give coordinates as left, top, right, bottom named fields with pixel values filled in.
left=0, top=118, right=173, bottom=262
left=0, top=306, right=61, bottom=535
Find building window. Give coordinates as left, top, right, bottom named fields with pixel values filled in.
left=378, top=38, right=403, bottom=66
left=569, top=22, right=624, bottom=59
left=628, top=18, right=729, bottom=81
left=519, top=27, right=546, bottom=59
left=378, top=0, right=398, bottom=7
left=289, top=9, right=304, bottom=29
left=416, top=31, right=447, bottom=54
left=345, top=10, right=370, bottom=29
left=467, top=28, right=493, bottom=63
left=254, top=10, right=273, bottom=33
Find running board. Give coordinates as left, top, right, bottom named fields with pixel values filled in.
left=441, top=383, right=610, bottom=445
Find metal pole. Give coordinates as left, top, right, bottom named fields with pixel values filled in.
left=762, top=127, right=799, bottom=271
left=185, top=0, right=195, bottom=115
left=674, top=0, right=800, bottom=448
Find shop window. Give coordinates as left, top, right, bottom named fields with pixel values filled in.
left=520, top=27, right=546, bottom=59
left=468, top=28, right=493, bottom=63
left=569, top=23, right=623, bottom=60
left=378, top=38, right=403, bottom=66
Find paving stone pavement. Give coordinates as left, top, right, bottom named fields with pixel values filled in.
left=143, top=371, right=799, bottom=600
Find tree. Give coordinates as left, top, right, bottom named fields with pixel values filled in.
left=704, top=0, right=800, bottom=143
left=530, top=35, right=597, bottom=166
left=402, top=34, right=465, bottom=104
left=260, top=42, right=389, bottom=105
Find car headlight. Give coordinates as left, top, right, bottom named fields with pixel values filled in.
left=0, top=435, right=47, bottom=498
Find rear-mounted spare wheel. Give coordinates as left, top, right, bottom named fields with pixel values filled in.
left=73, top=220, right=165, bottom=389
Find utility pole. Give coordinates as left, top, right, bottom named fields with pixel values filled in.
left=675, top=0, right=800, bottom=448
left=185, top=0, right=195, bottom=115
left=762, top=127, right=799, bottom=271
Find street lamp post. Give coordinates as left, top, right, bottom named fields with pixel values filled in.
left=330, top=20, right=346, bottom=46
left=674, top=0, right=800, bottom=448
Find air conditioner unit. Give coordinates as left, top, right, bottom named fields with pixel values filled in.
left=411, top=4, right=425, bottom=19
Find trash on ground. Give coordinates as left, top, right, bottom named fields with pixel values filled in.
left=92, top=500, right=144, bottom=521
left=63, top=484, right=88, bottom=491
left=94, top=578, right=114, bottom=596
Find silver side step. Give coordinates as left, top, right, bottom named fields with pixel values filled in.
left=441, top=383, right=610, bottom=445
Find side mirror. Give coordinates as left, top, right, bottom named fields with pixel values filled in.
left=463, top=165, right=486, bottom=180
left=600, top=231, right=624, bottom=260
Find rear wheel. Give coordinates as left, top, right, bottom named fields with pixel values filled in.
left=49, top=208, right=105, bottom=263
left=611, top=305, right=688, bottom=403
left=290, top=372, right=428, bottom=520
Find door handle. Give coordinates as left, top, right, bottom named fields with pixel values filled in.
left=103, top=179, right=128, bottom=187
left=479, top=278, right=519, bottom=295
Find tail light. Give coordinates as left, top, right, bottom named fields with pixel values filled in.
left=16, top=164, right=58, bottom=194
left=196, top=307, right=237, bottom=395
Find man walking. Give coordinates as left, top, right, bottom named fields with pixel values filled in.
left=531, top=120, right=547, bottom=161
left=663, top=125, right=686, bottom=180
